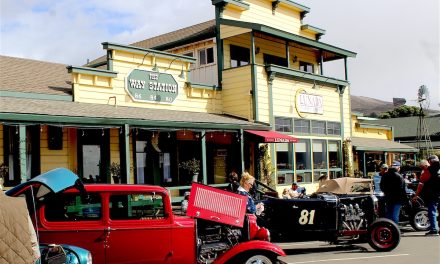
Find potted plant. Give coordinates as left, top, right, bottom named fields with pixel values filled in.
left=110, top=162, right=121, bottom=184
left=0, top=163, right=8, bottom=190
left=179, top=158, right=200, bottom=182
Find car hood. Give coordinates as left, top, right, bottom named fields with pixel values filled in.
left=6, top=168, right=84, bottom=199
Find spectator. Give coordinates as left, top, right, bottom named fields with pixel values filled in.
left=281, top=188, right=290, bottom=199
left=226, top=169, right=240, bottom=193
left=237, top=172, right=264, bottom=215
left=413, top=155, right=440, bottom=236
left=380, top=161, right=406, bottom=224
left=373, top=163, right=388, bottom=194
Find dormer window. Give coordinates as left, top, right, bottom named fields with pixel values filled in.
left=198, top=47, right=214, bottom=66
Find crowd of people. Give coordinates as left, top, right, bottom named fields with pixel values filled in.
left=378, top=155, right=440, bottom=236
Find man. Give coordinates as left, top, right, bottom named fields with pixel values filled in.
left=380, top=161, right=406, bottom=224
left=413, top=155, right=440, bottom=236
left=373, top=163, right=388, bottom=194
left=288, top=182, right=305, bottom=198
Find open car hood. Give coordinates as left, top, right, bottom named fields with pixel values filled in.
left=316, top=177, right=372, bottom=195
left=5, top=168, right=84, bottom=199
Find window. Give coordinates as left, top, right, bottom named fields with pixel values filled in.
left=328, top=141, right=341, bottom=169
left=314, top=171, right=327, bottom=182
left=296, top=171, right=312, bottom=183
left=295, top=139, right=311, bottom=170
left=327, top=122, right=341, bottom=135
left=311, top=120, right=326, bottom=134
left=294, top=119, right=310, bottom=134
left=312, top=140, right=327, bottom=169
left=263, top=54, right=287, bottom=67
left=199, top=47, right=214, bottom=66
left=275, top=117, right=292, bottom=132
left=110, top=193, right=165, bottom=220
left=230, top=45, right=250, bottom=67
left=299, top=61, right=314, bottom=73
left=45, top=193, right=102, bottom=221
left=276, top=143, right=293, bottom=170
left=183, top=52, right=196, bottom=70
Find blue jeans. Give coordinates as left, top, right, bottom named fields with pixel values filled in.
left=385, top=203, right=402, bottom=224
left=427, top=197, right=439, bottom=232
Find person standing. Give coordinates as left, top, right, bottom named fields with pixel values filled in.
left=226, top=169, right=240, bottom=193
left=413, top=155, right=440, bottom=236
left=380, top=161, right=406, bottom=224
left=237, top=172, right=264, bottom=215
left=373, top=163, right=388, bottom=194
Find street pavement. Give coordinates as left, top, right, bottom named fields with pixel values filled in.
left=277, top=227, right=440, bottom=264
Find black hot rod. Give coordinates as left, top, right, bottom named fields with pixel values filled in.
left=257, top=177, right=401, bottom=252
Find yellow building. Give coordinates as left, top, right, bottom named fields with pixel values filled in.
left=1, top=0, right=358, bottom=195
left=351, top=113, right=417, bottom=178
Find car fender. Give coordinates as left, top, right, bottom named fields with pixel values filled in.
left=212, top=240, right=286, bottom=264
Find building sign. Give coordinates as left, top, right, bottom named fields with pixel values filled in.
left=296, top=89, right=323, bottom=115
left=126, top=69, right=178, bottom=103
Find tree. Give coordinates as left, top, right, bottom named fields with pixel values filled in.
left=379, top=105, right=421, bottom=119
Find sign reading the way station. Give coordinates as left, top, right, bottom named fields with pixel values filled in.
left=126, top=69, right=178, bottom=103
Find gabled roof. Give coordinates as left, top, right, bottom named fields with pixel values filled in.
left=363, top=116, right=440, bottom=138
left=87, top=20, right=216, bottom=66
left=0, top=55, right=71, bottom=96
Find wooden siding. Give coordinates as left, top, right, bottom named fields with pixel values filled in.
left=220, top=24, right=252, bottom=39
left=256, top=66, right=270, bottom=123
left=222, top=0, right=306, bottom=37
left=72, top=50, right=222, bottom=114
left=222, top=66, right=253, bottom=120
left=40, top=125, right=71, bottom=172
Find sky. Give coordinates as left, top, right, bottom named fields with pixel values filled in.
left=1, top=0, right=439, bottom=110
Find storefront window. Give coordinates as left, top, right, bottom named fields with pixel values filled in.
left=277, top=172, right=294, bottom=185
left=296, top=171, right=312, bottom=183
left=328, top=141, right=341, bottom=168
left=311, top=121, right=326, bottom=135
left=276, top=143, right=293, bottom=170
left=295, top=139, right=311, bottom=170
left=312, top=140, right=327, bottom=169
left=294, top=119, right=310, bottom=134
left=314, top=171, right=327, bottom=182
left=329, top=170, right=342, bottom=179
left=366, top=153, right=384, bottom=177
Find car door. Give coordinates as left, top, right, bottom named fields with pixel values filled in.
left=105, top=191, right=172, bottom=264
left=38, top=190, right=107, bottom=263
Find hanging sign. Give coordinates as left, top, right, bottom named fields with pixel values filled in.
left=295, top=89, right=323, bottom=115
left=126, top=69, right=178, bottom=103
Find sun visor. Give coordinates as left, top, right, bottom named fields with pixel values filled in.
left=186, top=183, right=247, bottom=227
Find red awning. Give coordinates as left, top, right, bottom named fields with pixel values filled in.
left=245, top=130, right=298, bottom=143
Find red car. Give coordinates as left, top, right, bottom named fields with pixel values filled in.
left=7, top=168, right=285, bottom=264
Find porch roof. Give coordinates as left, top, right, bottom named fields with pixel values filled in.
left=0, top=96, right=270, bottom=131
left=219, top=18, right=357, bottom=60
left=351, top=137, right=418, bottom=153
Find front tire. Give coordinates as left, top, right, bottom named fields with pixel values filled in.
left=368, top=218, right=401, bottom=252
left=410, top=208, right=430, bottom=231
left=244, top=254, right=273, bottom=264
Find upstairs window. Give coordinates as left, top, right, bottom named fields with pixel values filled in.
left=199, top=47, right=214, bottom=66
left=311, top=120, right=326, bottom=135
left=275, top=117, right=293, bottom=133
left=294, top=119, right=310, bottom=134
left=263, top=54, right=287, bottom=67
left=327, top=122, right=341, bottom=135
left=230, top=45, right=250, bottom=67
left=299, top=61, right=314, bottom=73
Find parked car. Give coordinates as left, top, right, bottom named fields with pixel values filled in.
left=258, top=177, right=401, bottom=252
left=38, top=244, right=92, bottom=264
left=6, top=168, right=285, bottom=264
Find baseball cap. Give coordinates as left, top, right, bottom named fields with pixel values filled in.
left=427, top=155, right=439, bottom=162
left=391, top=161, right=401, bottom=167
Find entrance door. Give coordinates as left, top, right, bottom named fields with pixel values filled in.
left=83, top=145, right=101, bottom=183
left=78, top=129, right=109, bottom=183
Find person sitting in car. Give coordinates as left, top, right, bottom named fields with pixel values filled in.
left=237, top=172, right=264, bottom=215
left=288, top=182, right=305, bottom=198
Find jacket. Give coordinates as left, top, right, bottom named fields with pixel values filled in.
left=421, top=161, right=440, bottom=201
left=379, top=168, right=406, bottom=204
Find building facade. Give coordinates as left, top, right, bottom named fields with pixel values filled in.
left=1, top=0, right=357, bottom=195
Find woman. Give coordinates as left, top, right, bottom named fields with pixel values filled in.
left=237, top=172, right=264, bottom=215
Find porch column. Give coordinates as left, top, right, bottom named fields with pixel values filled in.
left=285, top=41, right=290, bottom=68
left=320, top=51, right=324, bottom=75
left=19, top=125, right=27, bottom=183
left=201, top=130, right=207, bottom=184
left=120, top=124, right=130, bottom=184
left=240, top=129, right=245, bottom=173
left=344, top=57, right=348, bottom=81
left=251, top=31, right=258, bottom=121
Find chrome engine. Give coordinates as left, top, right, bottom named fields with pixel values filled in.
left=339, top=202, right=367, bottom=232
left=197, top=222, right=242, bottom=264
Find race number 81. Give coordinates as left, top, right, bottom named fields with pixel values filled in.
left=299, top=209, right=315, bottom=225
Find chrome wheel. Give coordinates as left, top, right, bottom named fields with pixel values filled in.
left=245, top=254, right=273, bottom=264
left=411, top=209, right=430, bottom=231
